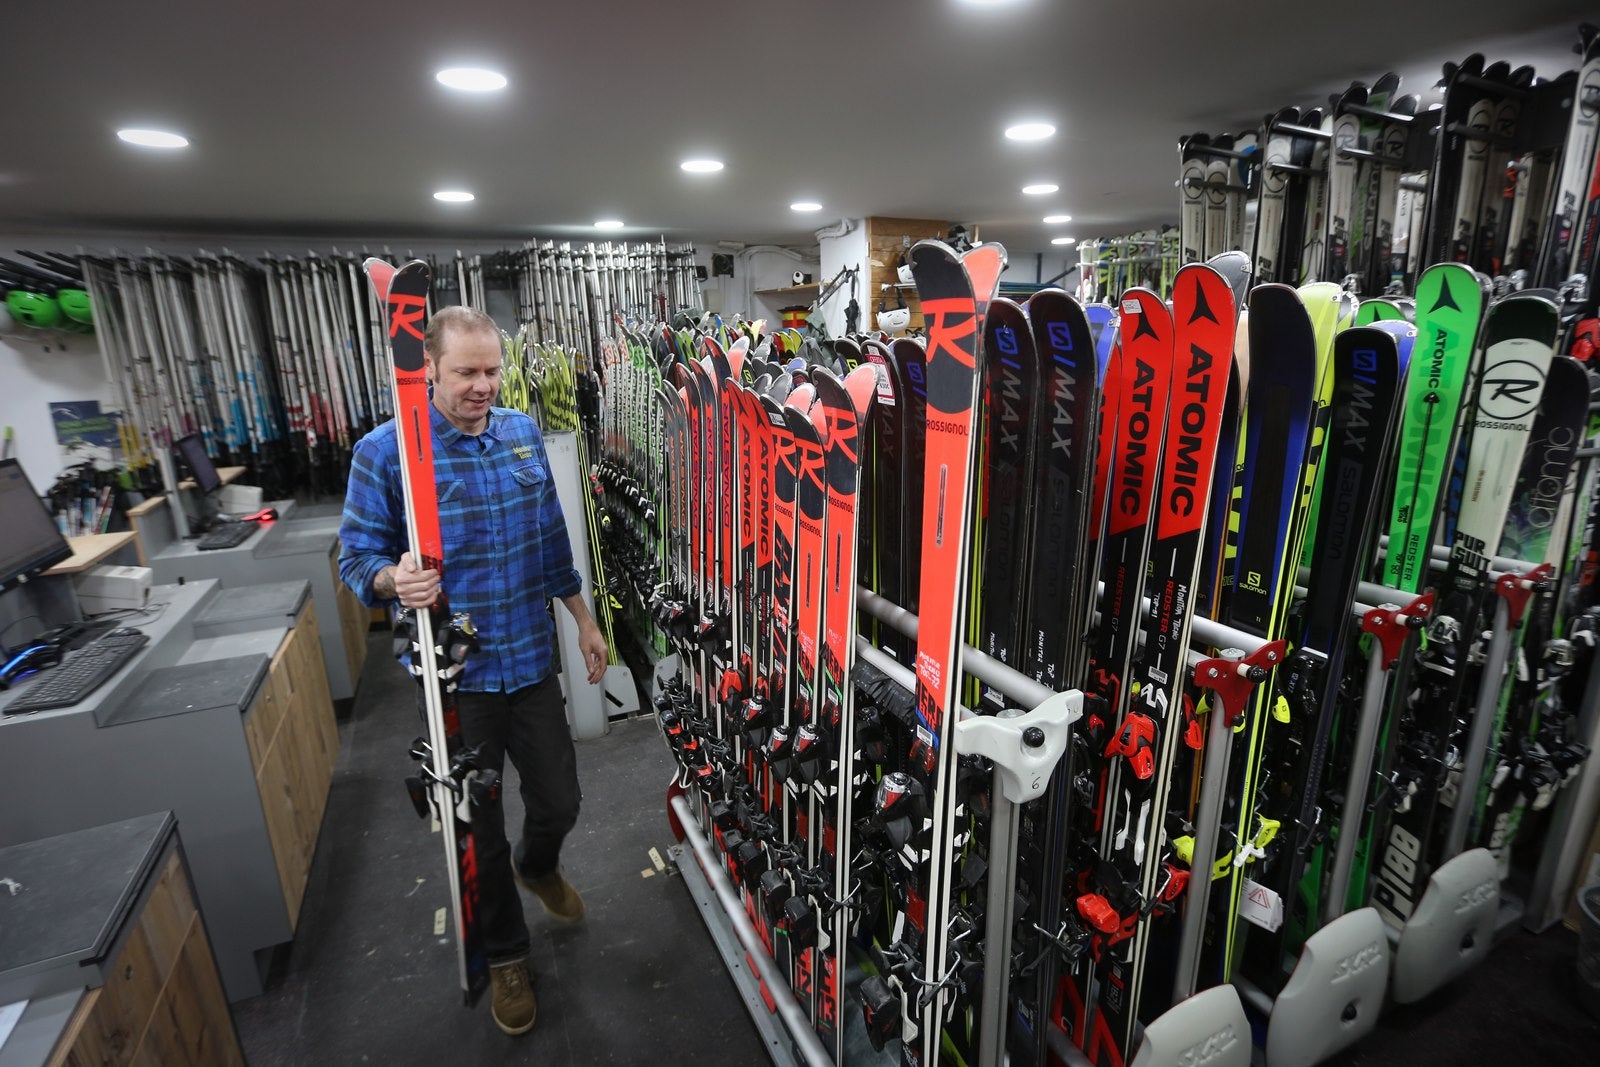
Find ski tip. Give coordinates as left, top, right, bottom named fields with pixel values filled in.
left=843, top=362, right=886, bottom=417
left=964, top=243, right=1007, bottom=302
left=363, top=257, right=397, bottom=300
left=786, top=382, right=816, bottom=413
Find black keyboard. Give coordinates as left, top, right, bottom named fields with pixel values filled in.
left=5, top=630, right=150, bottom=714
left=197, top=522, right=257, bottom=551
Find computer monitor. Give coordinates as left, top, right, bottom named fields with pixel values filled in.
left=0, top=459, right=73, bottom=593
left=173, top=433, right=222, bottom=495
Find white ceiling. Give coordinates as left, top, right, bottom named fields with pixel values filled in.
left=2, top=0, right=1595, bottom=257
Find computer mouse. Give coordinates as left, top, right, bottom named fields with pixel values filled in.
left=0, top=643, right=63, bottom=688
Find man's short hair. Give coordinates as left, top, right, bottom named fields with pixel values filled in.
left=424, top=305, right=500, bottom=360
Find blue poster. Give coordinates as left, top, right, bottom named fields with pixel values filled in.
left=50, top=400, right=123, bottom=470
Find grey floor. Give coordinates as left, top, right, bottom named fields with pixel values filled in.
left=232, top=631, right=1600, bottom=1066
left=231, top=629, right=765, bottom=1065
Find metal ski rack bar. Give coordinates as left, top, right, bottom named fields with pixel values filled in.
left=1343, top=101, right=1420, bottom=126
left=1177, top=176, right=1237, bottom=191
left=1091, top=579, right=1273, bottom=660
left=1375, top=534, right=1534, bottom=576
left=669, top=791, right=830, bottom=1067
left=1261, top=161, right=1322, bottom=177
left=1454, top=71, right=1531, bottom=98
left=1442, top=122, right=1517, bottom=148
left=1334, top=143, right=1407, bottom=166
left=1179, top=141, right=1258, bottom=162
left=1267, top=119, right=1332, bottom=141
left=857, top=587, right=1058, bottom=709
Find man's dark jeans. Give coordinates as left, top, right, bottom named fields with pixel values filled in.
left=451, top=675, right=581, bottom=964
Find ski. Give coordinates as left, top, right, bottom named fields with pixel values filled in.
left=363, top=257, right=493, bottom=1006
left=1197, top=282, right=1320, bottom=984
left=859, top=240, right=1004, bottom=1067
left=1372, top=289, right=1552, bottom=928
left=1072, top=285, right=1176, bottom=1064
left=1008, top=287, right=1103, bottom=1065
left=1096, top=264, right=1238, bottom=1055
left=1355, top=264, right=1489, bottom=918
left=809, top=363, right=884, bottom=1057
left=1237, top=321, right=1412, bottom=992
left=1477, top=355, right=1590, bottom=862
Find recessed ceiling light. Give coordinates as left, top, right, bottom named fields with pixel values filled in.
left=1022, top=183, right=1059, bottom=196
left=681, top=159, right=725, bottom=174
left=790, top=201, right=823, bottom=213
left=1005, top=122, right=1055, bottom=142
left=433, top=190, right=475, bottom=203
left=1051, top=236, right=1077, bottom=246
left=436, top=67, right=507, bottom=92
left=117, top=128, right=188, bottom=149
left=595, top=219, right=625, bottom=230
left=1043, top=214, right=1073, bottom=224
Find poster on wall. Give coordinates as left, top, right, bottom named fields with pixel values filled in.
left=50, top=400, right=124, bottom=470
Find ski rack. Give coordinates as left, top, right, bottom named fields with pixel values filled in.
left=1343, top=555, right=1553, bottom=1008
left=854, top=586, right=1080, bottom=1067
left=668, top=791, right=829, bottom=1067
left=1323, top=588, right=1435, bottom=922
left=1441, top=562, right=1556, bottom=857
left=1170, top=637, right=1286, bottom=1003
left=849, top=595, right=1287, bottom=1067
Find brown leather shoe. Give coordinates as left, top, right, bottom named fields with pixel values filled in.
left=517, top=868, right=586, bottom=923
left=490, top=962, right=536, bottom=1035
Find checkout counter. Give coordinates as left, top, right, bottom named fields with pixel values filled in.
left=1, top=573, right=339, bottom=1007
left=0, top=813, right=245, bottom=1067
left=128, top=477, right=370, bottom=705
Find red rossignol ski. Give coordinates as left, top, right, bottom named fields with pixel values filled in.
left=363, top=257, right=493, bottom=1006
left=810, top=363, right=885, bottom=1057
left=858, top=240, right=1005, bottom=1067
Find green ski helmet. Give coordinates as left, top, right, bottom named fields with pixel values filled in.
left=58, top=288, right=93, bottom=325
left=5, top=289, right=61, bottom=329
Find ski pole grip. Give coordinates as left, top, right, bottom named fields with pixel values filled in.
left=952, top=689, right=1081, bottom=803
left=1361, top=591, right=1436, bottom=670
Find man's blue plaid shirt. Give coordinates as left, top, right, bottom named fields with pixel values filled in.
left=339, top=403, right=582, bottom=693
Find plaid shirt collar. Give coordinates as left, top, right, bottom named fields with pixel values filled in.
left=429, top=397, right=505, bottom=448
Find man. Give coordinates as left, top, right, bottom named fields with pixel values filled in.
left=339, top=304, right=608, bottom=1037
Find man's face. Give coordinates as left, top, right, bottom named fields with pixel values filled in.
left=428, top=326, right=502, bottom=433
